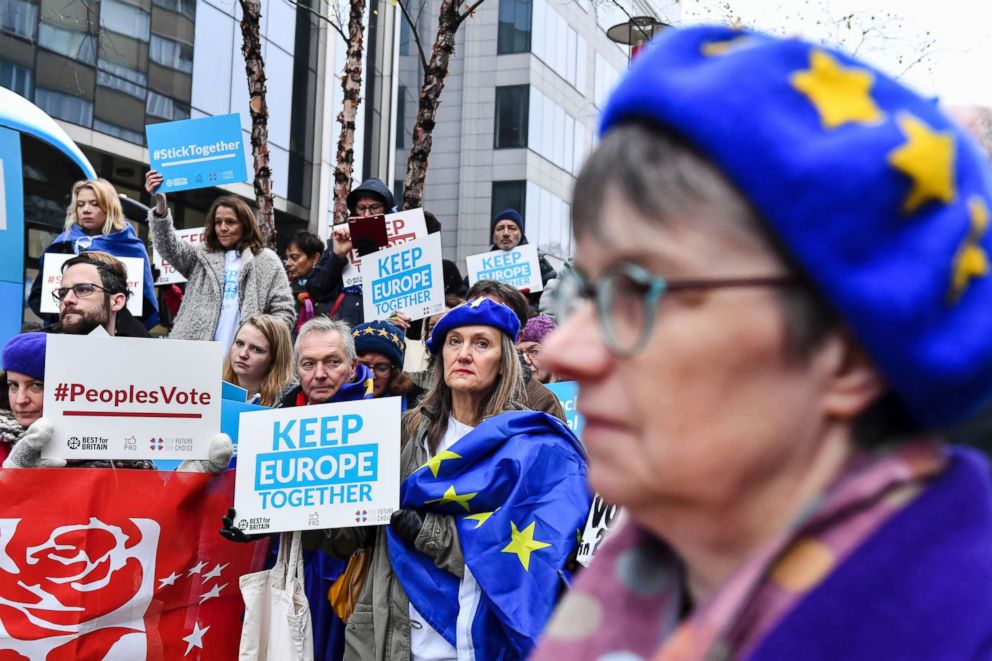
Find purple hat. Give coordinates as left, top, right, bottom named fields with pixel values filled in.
left=521, top=315, right=557, bottom=344
left=2, top=333, right=47, bottom=381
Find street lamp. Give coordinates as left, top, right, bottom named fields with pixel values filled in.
left=606, top=16, right=669, bottom=61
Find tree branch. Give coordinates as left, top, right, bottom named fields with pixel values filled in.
left=456, top=0, right=485, bottom=27
left=284, top=0, right=348, bottom=42
left=397, top=0, right=430, bottom=69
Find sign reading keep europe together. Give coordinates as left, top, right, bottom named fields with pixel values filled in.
left=233, top=398, right=401, bottom=533
left=362, top=233, right=445, bottom=323
left=466, top=243, right=544, bottom=293
left=146, top=114, right=248, bottom=193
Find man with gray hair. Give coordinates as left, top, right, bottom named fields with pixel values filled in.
left=279, top=317, right=375, bottom=407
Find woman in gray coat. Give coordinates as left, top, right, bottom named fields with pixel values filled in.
left=144, top=171, right=294, bottom=345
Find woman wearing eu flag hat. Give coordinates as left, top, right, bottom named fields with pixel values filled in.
left=531, top=25, right=992, bottom=661
left=303, top=297, right=590, bottom=661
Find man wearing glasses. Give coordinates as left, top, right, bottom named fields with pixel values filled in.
left=307, top=179, right=395, bottom=327
left=48, top=252, right=148, bottom=337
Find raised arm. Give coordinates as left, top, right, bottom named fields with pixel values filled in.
left=144, top=170, right=199, bottom=277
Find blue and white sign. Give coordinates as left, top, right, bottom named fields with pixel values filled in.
left=466, top=243, right=544, bottom=293
left=341, top=208, right=429, bottom=288
left=146, top=114, right=248, bottom=193
left=545, top=381, right=584, bottom=438
left=362, top=233, right=445, bottom=323
left=0, top=126, right=24, bottom=348
left=232, top=397, right=401, bottom=533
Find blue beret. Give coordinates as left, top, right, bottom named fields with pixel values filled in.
left=601, top=26, right=992, bottom=427
left=427, top=297, right=522, bottom=354
left=353, top=320, right=406, bottom=367
left=2, top=332, right=47, bottom=382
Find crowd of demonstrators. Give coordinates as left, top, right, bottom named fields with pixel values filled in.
left=532, top=26, right=992, bottom=660
left=284, top=231, right=330, bottom=330
left=352, top=320, right=426, bottom=409
left=144, top=170, right=294, bottom=346
left=222, top=314, right=297, bottom=406
left=295, top=298, right=588, bottom=660
left=517, top=314, right=557, bottom=384
left=307, top=178, right=395, bottom=326
left=29, top=178, right=159, bottom=329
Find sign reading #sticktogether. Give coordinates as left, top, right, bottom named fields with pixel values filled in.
left=40, top=253, right=145, bottom=317
left=233, top=397, right=401, bottom=534
left=466, top=243, right=544, bottom=293
left=146, top=113, right=248, bottom=194
left=362, top=233, right=445, bottom=323
left=153, top=227, right=205, bottom=285
left=341, top=208, right=429, bottom=288
left=42, top=335, right=222, bottom=461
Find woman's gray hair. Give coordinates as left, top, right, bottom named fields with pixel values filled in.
left=294, top=317, right=356, bottom=363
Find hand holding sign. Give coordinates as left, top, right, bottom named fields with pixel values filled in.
left=332, top=224, right=353, bottom=258
left=145, top=170, right=167, bottom=216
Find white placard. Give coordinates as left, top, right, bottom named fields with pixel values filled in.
left=153, top=226, right=205, bottom=285
left=233, top=397, right=402, bottom=534
left=338, top=208, right=429, bottom=288
left=576, top=494, right=622, bottom=567
left=42, top=335, right=222, bottom=461
left=40, top=253, right=145, bottom=316
left=465, top=243, right=544, bottom=293
left=362, top=234, right=445, bottom=323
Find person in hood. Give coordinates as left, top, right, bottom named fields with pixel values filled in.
left=28, top=178, right=159, bottom=329
left=307, top=179, right=396, bottom=327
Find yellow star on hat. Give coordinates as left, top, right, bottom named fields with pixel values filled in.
left=501, top=520, right=551, bottom=571
left=420, top=450, right=461, bottom=478
left=377, top=328, right=390, bottom=338
left=949, top=197, right=990, bottom=303
left=425, top=485, right=477, bottom=512
left=791, top=50, right=883, bottom=129
left=887, top=113, right=957, bottom=215
left=701, top=35, right=753, bottom=57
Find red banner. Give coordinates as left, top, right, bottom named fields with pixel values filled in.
left=0, top=469, right=267, bottom=660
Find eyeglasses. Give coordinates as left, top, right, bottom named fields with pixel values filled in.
left=354, top=203, right=385, bottom=215
left=520, top=346, right=542, bottom=360
left=360, top=361, right=395, bottom=376
left=52, top=282, right=114, bottom=302
left=552, top=263, right=798, bottom=357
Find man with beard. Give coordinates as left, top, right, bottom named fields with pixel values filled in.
left=50, top=252, right=148, bottom=337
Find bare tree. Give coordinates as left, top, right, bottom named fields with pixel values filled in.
left=238, top=0, right=276, bottom=248
left=331, top=0, right=368, bottom=225
left=401, top=0, right=486, bottom=211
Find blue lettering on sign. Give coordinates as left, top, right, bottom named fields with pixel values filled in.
left=255, top=444, right=378, bottom=491
left=271, top=413, right=364, bottom=450
left=376, top=247, right=424, bottom=277
left=477, top=263, right=532, bottom=286
left=371, top=264, right=433, bottom=304
left=479, top=251, right=523, bottom=270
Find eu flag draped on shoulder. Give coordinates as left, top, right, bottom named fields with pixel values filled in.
left=387, top=409, right=590, bottom=659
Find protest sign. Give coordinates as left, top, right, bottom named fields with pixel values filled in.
left=146, top=114, right=248, bottom=194
left=576, top=494, right=623, bottom=567
left=466, top=243, right=544, bottom=293
left=545, top=381, right=585, bottom=438
left=42, top=335, right=222, bottom=461
left=40, top=253, right=145, bottom=317
left=339, top=208, right=429, bottom=287
left=153, top=227, right=205, bottom=284
left=233, top=397, right=402, bottom=534
left=362, top=233, right=445, bottom=323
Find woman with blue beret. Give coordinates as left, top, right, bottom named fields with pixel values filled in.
left=302, top=297, right=590, bottom=661
left=534, top=25, right=992, bottom=660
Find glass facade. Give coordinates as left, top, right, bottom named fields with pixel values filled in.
left=491, top=180, right=527, bottom=222
left=494, top=84, right=529, bottom=149
left=497, top=0, right=531, bottom=54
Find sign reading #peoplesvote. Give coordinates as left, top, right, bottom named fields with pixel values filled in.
left=146, top=114, right=248, bottom=194
left=466, top=243, right=544, bottom=293
left=362, top=233, right=445, bottom=323
left=233, top=398, right=401, bottom=533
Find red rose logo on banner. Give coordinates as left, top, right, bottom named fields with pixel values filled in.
left=0, top=469, right=266, bottom=660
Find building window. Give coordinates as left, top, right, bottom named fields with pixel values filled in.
left=494, top=85, right=529, bottom=149
left=93, top=119, right=144, bottom=143
left=146, top=91, right=190, bottom=120
left=1, top=0, right=38, bottom=41
left=491, top=180, right=526, bottom=224
left=37, top=24, right=97, bottom=65
left=152, top=0, right=196, bottom=21
left=150, top=34, right=193, bottom=73
left=34, top=88, right=93, bottom=125
left=100, top=0, right=150, bottom=42
left=497, top=0, right=531, bottom=54
left=399, top=16, right=411, bottom=56
left=396, top=86, right=406, bottom=148
left=0, top=59, right=33, bottom=98
left=97, top=71, right=145, bottom=99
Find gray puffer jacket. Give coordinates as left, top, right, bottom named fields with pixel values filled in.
left=149, top=209, right=295, bottom=340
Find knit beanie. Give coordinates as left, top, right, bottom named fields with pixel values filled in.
left=491, top=208, right=525, bottom=237
left=521, top=315, right=557, bottom=344
left=2, top=333, right=47, bottom=381
left=352, top=320, right=406, bottom=368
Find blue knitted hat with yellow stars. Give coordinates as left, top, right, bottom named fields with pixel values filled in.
left=427, top=297, right=522, bottom=354
left=600, top=25, right=992, bottom=427
left=352, top=320, right=406, bottom=368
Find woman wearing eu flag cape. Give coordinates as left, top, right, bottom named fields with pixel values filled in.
left=303, top=297, right=590, bottom=661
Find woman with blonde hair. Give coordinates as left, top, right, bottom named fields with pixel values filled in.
left=221, top=314, right=296, bottom=406
left=29, top=178, right=158, bottom=328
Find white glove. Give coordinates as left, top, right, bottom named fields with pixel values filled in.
left=2, top=419, right=67, bottom=468
left=176, top=433, right=233, bottom=474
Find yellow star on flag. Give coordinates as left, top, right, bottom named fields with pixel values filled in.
left=949, top=197, right=990, bottom=303
left=501, top=520, right=552, bottom=571
left=425, top=485, right=477, bottom=512
left=465, top=509, right=497, bottom=529
left=790, top=50, right=883, bottom=129
left=888, top=113, right=957, bottom=215
left=420, top=450, right=462, bottom=478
